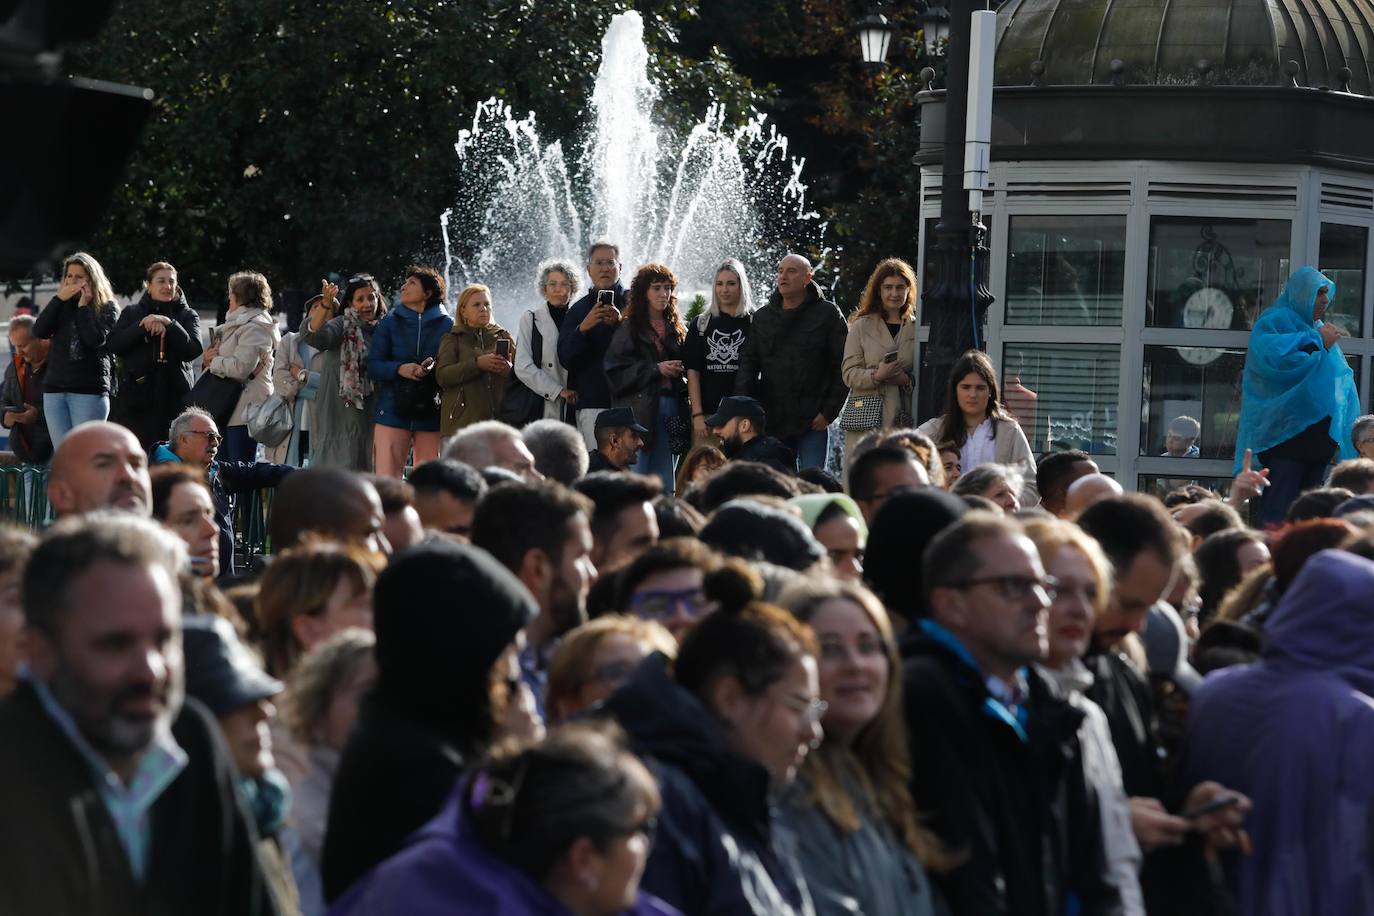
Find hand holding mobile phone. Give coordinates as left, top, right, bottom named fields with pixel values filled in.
left=420, top=357, right=435, bottom=373
left=1180, top=793, right=1242, bottom=820
left=882, top=350, right=899, bottom=364
left=495, top=338, right=511, bottom=360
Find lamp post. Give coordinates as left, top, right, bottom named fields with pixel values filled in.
left=919, top=1, right=951, bottom=59
left=856, top=12, right=896, bottom=70
left=919, top=0, right=995, bottom=421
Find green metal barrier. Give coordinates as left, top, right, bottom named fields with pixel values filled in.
left=0, top=464, right=52, bottom=529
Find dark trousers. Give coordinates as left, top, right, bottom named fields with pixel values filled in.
left=1256, top=455, right=1330, bottom=527
left=218, top=424, right=257, bottom=465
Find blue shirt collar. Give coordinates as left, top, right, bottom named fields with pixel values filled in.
left=919, top=619, right=1031, bottom=742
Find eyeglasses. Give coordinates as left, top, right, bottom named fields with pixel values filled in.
left=347, top=274, right=374, bottom=285
left=590, top=258, right=619, bottom=268
left=629, top=587, right=709, bottom=621
left=780, top=693, right=829, bottom=726
left=949, top=574, right=1059, bottom=603
left=186, top=429, right=222, bottom=444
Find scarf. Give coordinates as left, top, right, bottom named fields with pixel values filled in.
left=239, top=768, right=292, bottom=839
left=339, top=307, right=377, bottom=411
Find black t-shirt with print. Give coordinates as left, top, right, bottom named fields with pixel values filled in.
left=683, top=312, right=751, bottom=416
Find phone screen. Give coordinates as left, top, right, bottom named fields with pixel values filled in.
left=495, top=339, right=511, bottom=358
left=598, top=290, right=614, bottom=306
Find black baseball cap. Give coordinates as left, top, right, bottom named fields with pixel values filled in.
left=705, top=396, right=765, bottom=429
left=595, top=407, right=649, bottom=434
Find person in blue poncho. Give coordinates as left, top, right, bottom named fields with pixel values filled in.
left=1235, top=267, right=1359, bottom=526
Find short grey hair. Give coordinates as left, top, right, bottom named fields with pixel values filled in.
left=951, top=463, right=1024, bottom=501
left=1353, top=414, right=1374, bottom=450
left=444, top=420, right=523, bottom=470
left=8, top=315, right=35, bottom=335
left=587, top=240, right=621, bottom=262
left=523, top=419, right=590, bottom=485
left=169, top=407, right=215, bottom=444
left=538, top=259, right=583, bottom=299
left=24, top=511, right=186, bottom=633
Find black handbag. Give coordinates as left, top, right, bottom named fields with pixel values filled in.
left=499, top=319, right=546, bottom=428
left=666, top=406, right=692, bottom=456
left=394, top=374, right=439, bottom=421
left=187, top=370, right=244, bottom=432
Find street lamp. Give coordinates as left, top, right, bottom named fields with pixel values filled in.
left=855, top=12, right=896, bottom=70
left=920, top=1, right=951, bottom=59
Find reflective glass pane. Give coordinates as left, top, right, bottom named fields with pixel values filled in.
left=1002, top=342, right=1120, bottom=456
left=1319, top=223, right=1367, bottom=336
left=1006, top=215, right=1126, bottom=325
left=1146, top=217, right=1290, bottom=329
left=1140, top=345, right=1245, bottom=460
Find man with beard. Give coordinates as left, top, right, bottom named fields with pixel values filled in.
left=706, top=395, right=797, bottom=474
left=47, top=420, right=153, bottom=518
left=0, top=513, right=277, bottom=915
left=587, top=406, right=646, bottom=473
left=471, top=480, right=597, bottom=719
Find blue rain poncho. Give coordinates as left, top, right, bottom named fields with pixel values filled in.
left=1234, top=267, right=1360, bottom=473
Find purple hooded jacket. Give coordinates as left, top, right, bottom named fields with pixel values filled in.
left=327, top=783, right=680, bottom=916
left=1182, top=549, right=1374, bottom=915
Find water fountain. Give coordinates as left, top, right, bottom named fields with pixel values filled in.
left=441, top=10, right=827, bottom=324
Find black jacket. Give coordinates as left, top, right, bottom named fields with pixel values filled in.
left=734, top=281, right=847, bottom=440
left=733, top=435, right=797, bottom=474
left=902, top=627, right=1120, bottom=916
left=557, top=284, right=626, bottom=409
left=605, top=321, right=686, bottom=449
left=587, top=448, right=626, bottom=473
left=0, top=682, right=277, bottom=916
left=0, top=357, right=51, bottom=463
left=603, top=654, right=812, bottom=916
left=32, top=294, right=119, bottom=395
left=107, top=291, right=203, bottom=450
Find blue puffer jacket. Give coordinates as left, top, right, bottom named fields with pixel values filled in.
left=368, top=301, right=453, bottom=432
left=601, top=654, right=814, bottom=916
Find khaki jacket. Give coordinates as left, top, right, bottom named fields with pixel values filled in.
left=841, top=313, right=917, bottom=427
left=435, top=322, right=514, bottom=436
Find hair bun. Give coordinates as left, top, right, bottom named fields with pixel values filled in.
left=703, top=560, right=761, bottom=616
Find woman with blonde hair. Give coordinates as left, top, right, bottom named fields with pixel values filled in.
left=33, top=251, right=120, bottom=445
left=839, top=258, right=918, bottom=468
left=544, top=615, right=677, bottom=723
left=685, top=258, right=756, bottom=443
left=778, top=578, right=948, bottom=916
left=436, top=283, right=514, bottom=437
left=202, top=270, right=280, bottom=463
left=1022, top=518, right=1145, bottom=912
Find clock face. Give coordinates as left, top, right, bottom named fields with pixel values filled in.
left=1179, top=287, right=1233, bottom=365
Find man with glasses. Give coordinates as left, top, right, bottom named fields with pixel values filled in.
left=153, top=407, right=294, bottom=578
left=903, top=511, right=1121, bottom=916
left=1352, top=414, right=1374, bottom=460
left=558, top=241, right=626, bottom=449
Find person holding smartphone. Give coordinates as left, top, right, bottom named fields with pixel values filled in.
left=435, top=283, right=514, bottom=438
left=839, top=258, right=918, bottom=471
left=558, top=241, right=626, bottom=449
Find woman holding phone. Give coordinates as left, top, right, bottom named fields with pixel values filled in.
left=32, top=251, right=120, bottom=446
left=436, top=283, right=514, bottom=437
left=839, top=259, right=917, bottom=470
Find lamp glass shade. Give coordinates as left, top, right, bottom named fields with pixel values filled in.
left=857, top=14, right=895, bottom=66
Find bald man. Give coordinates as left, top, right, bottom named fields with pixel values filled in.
left=46, top=421, right=152, bottom=517
left=1064, top=472, right=1124, bottom=518
left=734, top=253, right=848, bottom=470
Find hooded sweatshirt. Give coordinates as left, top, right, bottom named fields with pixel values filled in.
left=1183, top=549, right=1374, bottom=915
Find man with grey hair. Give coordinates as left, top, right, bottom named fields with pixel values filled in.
left=735, top=252, right=847, bottom=470
left=0, top=513, right=277, bottom=914
left=522, top=417, right=590, bottom=484
left=558, top=240, right=626, bottom=447
left=153, top=407, right=294, bottom=578
left=444, top=419, right=544, bottom=482
left=514, top=259, right=581, bottom=424
left=1352, top=413, right=1374, bottom=461
left=47, top=420, right=152, bottom=518
left=2, top=313, right=51, bottom=464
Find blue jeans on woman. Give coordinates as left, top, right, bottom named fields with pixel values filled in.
left=218, top=424, right=259, bottom=465
left=633, top=392, right=679, bottom=495
left=43, top=392, right=109, bottom=448
left=784, top=426, right=831, bottom=471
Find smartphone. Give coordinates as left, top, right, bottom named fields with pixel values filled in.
left=882, top=350, right=899, bottom=364
left=209, top=326, right=224, bottom=347
left=420, top=357, right=435, bottom=372
left=1180, top=793, right=1242, bottom=820
left=2, top=406, right=20, bottom=413
left=495, top=338, right=511, bottom=359
left=597, top=289, right=614, bottom=307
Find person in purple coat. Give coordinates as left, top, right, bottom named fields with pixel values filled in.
left=1183, top=548, right=1374, bottom=915
left=327, top=722, right=678, bottom=916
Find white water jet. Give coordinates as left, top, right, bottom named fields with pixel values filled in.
left=443, top=10, right=827, bottom=325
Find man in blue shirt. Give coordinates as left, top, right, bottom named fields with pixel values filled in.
left=0, top=512, right=276, bottom=915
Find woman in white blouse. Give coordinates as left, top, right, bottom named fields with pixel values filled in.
left=917, top=349, right=1038, bottom=505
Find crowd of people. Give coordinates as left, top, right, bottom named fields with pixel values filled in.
left=1, top=253, right=1373, bottom=915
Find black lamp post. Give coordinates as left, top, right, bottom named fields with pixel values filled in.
left=855, top=12, right=897, bottom=71
left=919, top=0, right=995, bottom=421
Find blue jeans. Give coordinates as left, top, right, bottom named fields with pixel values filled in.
left=633, top=393, right=679, bottom=495
left=218, top=424, right=259, bottom=465
left=1256, top=454, right=1331, bottom=527
left=784, top=426, right=830, bottom=471
left=43, top=392, right=109, bottom=448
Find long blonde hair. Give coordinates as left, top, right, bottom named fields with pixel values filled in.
left=62, top=252, right=118, bottom=312
left=779, top=578, right=954, bottom=870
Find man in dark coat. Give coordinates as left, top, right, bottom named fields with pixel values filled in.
left=0, top=513, right=277, bottom=916
left=706, top=395, right=797, bottom=474
left=903, top=512, right=1120, bottom=916
left=151, top=407, right=295, bottom=578
left=321, top=540, right=537, bottom=903
left=588, top=406, right=646, bottom=473
left=734, top=254, right=847, bottom=470
left=558, top=241, right=627, bottom=448
left=1, top=315, right=52, bottom=463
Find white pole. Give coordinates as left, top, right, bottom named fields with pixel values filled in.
left=964, top=9, right=996, bottom=219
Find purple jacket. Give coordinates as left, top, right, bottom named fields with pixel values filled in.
left=327, top=784, right=679, bottom=916
left=1182, top=549, right=1374, bottom=916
